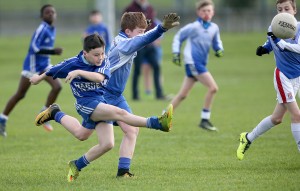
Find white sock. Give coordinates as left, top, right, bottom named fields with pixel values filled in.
left=0, top=113, right=8, bottom=120
left=247, top=116, right=275, bottom=142
left=291, top=123, right=300, bottom=152
left=201, top=110, right=211, bottom=120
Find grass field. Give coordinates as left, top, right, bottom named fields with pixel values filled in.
left=0, top=32, right=299, bottom=191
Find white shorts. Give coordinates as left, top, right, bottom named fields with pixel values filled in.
left=273, top=68, right=300, bottom=103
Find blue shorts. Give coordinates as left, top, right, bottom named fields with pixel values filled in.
left=75, top=96, right=110, bottom=129
left=185, top=64, right=207, bottom=78
left=104, top=92, right=132, bottom=126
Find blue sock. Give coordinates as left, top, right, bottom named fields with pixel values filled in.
left=54, top=111, right=65, bottom=123
left=75, top=155, right=90, bottom=171
left=146, top=117, right=161, bottom=130
left=118, top=157, right=131, bottom=170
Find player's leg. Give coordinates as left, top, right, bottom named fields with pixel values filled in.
left=285, top=101, right=300, bottom=151
left=41, top=76, right=62, bottom=131
left=132, top=49, right=144, bottom=100
left=90, top=103, right=173, bottom=132
left=237, top=103, right=286, bottom=160
left=146, top=46, right=164, bottom=99
left=117, top=121, right=138, bottom=177
left=68, top=122, right=114, bottom=182
left=170, top=76, right=195, bottom=110
left=142, top=63, right=153, bottom=98
left=0, top=76, right=31, bottom=137
left=35, top=104, right=93, bottom=140
left=195, top=72, right=218, bottom=131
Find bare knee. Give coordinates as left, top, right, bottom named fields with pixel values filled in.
left=209, top=86, right=218, bottom=94
left=124, top=127, right=139, bottom=139
left=52, top=84, right=62, bottom=93
left=102, top=141, right=114, bottom=152
left=76, top=134, right=90, bottom=141
left=271, top=117, right=282, bottom=125
left=116, top=108, right=129, bottom=117
left=13, top=91, right=26, bottom=101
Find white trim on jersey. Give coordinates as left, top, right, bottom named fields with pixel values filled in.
left=75, top=103, right=94, bottom=114
left=32, top=24, right=46, bottom=53
left=30, top=54, right=36, bottom=73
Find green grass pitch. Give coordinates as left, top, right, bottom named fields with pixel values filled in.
left=0, top=32, right=299, bottom=190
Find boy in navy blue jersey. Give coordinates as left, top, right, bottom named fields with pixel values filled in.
left=170, top=0, right=224, bottom=131
left=83, top=10, right=111, bottom=54
left=104, top=12, right=179, bottom=177
left=0, top=4, right=63, bottom=137
left=237, top=0, right=300, bottom=160
left=30, top=34, right=173, bottom=182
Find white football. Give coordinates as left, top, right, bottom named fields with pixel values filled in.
left=271, top=12, right=297, bottom=39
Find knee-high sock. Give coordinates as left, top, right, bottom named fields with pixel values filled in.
left=247, top=116, right=275, bottom=142
left=291, top=123, right=300, bottom=152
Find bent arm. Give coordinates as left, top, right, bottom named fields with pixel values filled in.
left=65, top=70, right=105, bottom=83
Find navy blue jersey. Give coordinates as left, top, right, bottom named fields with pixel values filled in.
left=85, top=23, right=111, bottom=53
left=104, top=25, right=166, bottom=96
left=46, top=51, right=110, bottom=101
left=23, top=21, right=56, bottom=73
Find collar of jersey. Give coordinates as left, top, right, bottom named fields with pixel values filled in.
left=197, top=18, right=211, bottom=29
left=80, top=53, right=93, bottom=66
left=119, top=31, right=128, bottom=38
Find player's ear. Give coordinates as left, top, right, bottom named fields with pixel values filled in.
left=124, top=29, right=131, bottom=36
left=83, top=50, right=88, bottom=56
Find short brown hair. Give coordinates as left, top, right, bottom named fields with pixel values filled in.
left=83, top=34, right=105, bottom=52
left=120, top=12, right=148, bottom=32
left=196, top=0, right=214, bottom=10
left=276, top=0, right=297, bottom=11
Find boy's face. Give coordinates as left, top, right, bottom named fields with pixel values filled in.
left=197, top=5, right=214, bottom=22
left=277, top=1, right=296, bottom=15
left=90, top=14, right=102, bottom=24
left=42, top=6, right=56, bottom=24
left=125, top=27, right=146, bottom=38
left=83, top=47, right=105, bottom=66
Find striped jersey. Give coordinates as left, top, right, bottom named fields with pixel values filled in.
left=263, top=22, right=300, bottom=79
left=104, top=25, right=166, bottom=96
left=23, top=21, right=56, bottom=72
left=172, top=18, right=223, bottom=67
left=46, top=51, right=110, bottom=101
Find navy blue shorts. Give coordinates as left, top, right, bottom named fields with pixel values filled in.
left=75, top=97, right=110, bottom=129
left=104, top=92, right=132, bottom=126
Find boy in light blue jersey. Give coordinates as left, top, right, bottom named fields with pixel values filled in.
left=170, top=0, right=224, bottom=131
left=104, top=12, right=180, bottom=177
left=237, top=0, right=300, bottom=160
left=0, top=4, right=63, bottom=137
left=83, top=10, right=111, bottom=54
left=30, top=34, right=173, bottom=182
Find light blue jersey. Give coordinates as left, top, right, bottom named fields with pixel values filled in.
left=23, top=21, right=56, bottom=74
left=172, top=18, right=223, bottom=72
left=262, top=22, right=300, bottom=79
left=104, top=25, right=166, bottom=97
